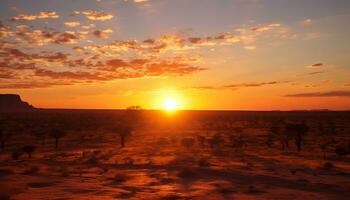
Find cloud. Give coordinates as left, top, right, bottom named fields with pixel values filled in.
left=80, top=10, right=114, bottom=21
left=284, top=91, right=350, bottom=98
left=133, top=0, right=148, bottom=3
left=250, top=23, right=281, bottom=32
left=0, top=21, right=293, bottom=89
left=0, top=81, right=72, bottom=89
left=296, top=70, right=325, bottom=77
left=188, top=80, right=289, bottom=91
left=307, top=63, right=324, bottom=68
left=224, top=81, right=289, bottom=89
left=35, top=69, right=107, bottom=81
left=64, top=21, right=81, bottom=27
left=93, top=29, right=113, bottom=38
left=0, top=41, right=205, bottom=88
left=303, top=19, right=313, bottom=25
left=303, top=32, right=322, bottom=40
left=11, top=11, right=59, bottom=21
left=15, top=29, right=83, bottom=45
left=244, top=46, right=256, bottom=50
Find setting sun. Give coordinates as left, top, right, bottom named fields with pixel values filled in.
left=163, top=98, right=178, bottom=111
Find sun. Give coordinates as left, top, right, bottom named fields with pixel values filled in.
left=163, top=98, right=178, bottom=111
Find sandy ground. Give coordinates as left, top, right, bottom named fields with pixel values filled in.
left=1, top=124, right=350, bottom=200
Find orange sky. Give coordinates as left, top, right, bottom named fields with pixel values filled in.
left=0, top=0, right=350, bottom=110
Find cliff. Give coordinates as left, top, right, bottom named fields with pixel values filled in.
left=0, top=94, right=34, bottom=111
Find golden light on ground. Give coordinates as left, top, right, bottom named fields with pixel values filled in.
left=163, top=98, right=178, bottom=111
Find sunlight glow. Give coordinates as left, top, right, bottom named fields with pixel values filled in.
left=163, top=98, right=178, bottom=111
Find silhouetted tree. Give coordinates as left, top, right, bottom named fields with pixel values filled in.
left=335, top=144, right=349, bottom=159
left=196, top=135, right=206, bottom=146
left=115, top=124, right=132, bottom=148
left=235, top=127, right=245, bottom=148
left=181, top=137, right=195, bottom=149
left=267, top=126, right=281, bottom=148
left=0, top=129, right=11, bottom=151
left=12, top=150, right=22, bottom=160
left=22, top=145, right=35, bottom=159
left=318, top=122, right=336, bottom=159
left=50, top=128, right=66, bottom=149
left=126, top=105, right=142, bottom=110
left=33, top=125, right=48, bottom=145
left=114, top=106, right=142, bottom=148
left=286, top=123, right=309, bottom=152
left=209, top=134, right=223, bottom=148
left=0, top=128, right=4, bottom=150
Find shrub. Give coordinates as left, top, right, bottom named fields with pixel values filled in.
left=285, top=123, right=309, bottom=152
left=21, top=145, right=36, bottom=159
left=208, top=134, right=223, bottom=148
left=0, top=129, right=11, bottom=151
left=335, top=144, right=349, bottom=158
left=181, top=137, right=195, bottom=149
left=12, top=151, right=22, bottom=160
left=198, top=158, right=210, bottom=167
left=0, top=193, right=11, bottom=200
left=196, top=135, right=206, bottom=146
left=322, top=162, right=334, bottom=170
left=266, top=126, right=281, bottom=148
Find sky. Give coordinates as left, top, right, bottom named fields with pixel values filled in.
left=0, top=0, right=350, bottom=110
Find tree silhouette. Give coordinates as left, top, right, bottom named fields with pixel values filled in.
left=181, top=137, right=195, bottom=149
left=0, top=129, right=11, bottom=151
left=115, top=124, right=132, bottom=148
left=0, top=128, right=4, bottom=150
left=335, top=144, right=349, bottom=159
left=113, top=107, right=142, bottom=148
left=318, top=122, right=336, bottom=159
left=33, top=125, right=48, bottom=145
left=50, top=128, right=66, bottom=149
left=196, top=135, right=206, bottom=146
left=22, top=145, right=35, bottom=159
left=267, top=126, right=281, bottom=148
left=209, top=134, right=223, bottom=148
left=286, top=123, right=309, bottom=152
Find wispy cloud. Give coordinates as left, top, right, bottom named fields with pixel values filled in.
left=11, top=11, right=59, bottom=21
left=133, top=0, right=148, bottom=3
left=64, top=21, right=81, bottom=27
left=302, top=18, right=313, bottom=25
left=307, top=63, right=324, bottom=68
left=79, top=10, right=114, bottom=21
left=296, top=70, right=325, bottom=77
left=284, top=91, right=350, bottom=98
left=188, top=80, right=290, bottom=91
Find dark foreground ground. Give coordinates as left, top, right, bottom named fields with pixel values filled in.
left=0, top=110, right=350, bottom=199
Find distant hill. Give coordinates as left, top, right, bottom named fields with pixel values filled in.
left=0, top=94, right=34, bottom=111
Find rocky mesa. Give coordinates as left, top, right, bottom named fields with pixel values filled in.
left=0, top=94, right=34, bottom=111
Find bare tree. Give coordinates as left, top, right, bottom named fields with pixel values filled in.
left=181, top=137, right=195, bottom=149
left=0, top=129, right=11, bottom=151
left=335, top=143, right=349, bottom=159
left=266, top=126, right=281, bottom=148
left=33, top=125, right=48, bottom=145
left=196, top=135, right=206, bottom=146
left=286, top=123, right=309, bottom=152
left=208, top=134, right=223, bottom=148
left=318, top=122, right=336, bottom=159
left=50, top=128, right=66, bottom=149
left=115, top=124, right=132, bottom=148
left=114, top=106, right=142, bottom=148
